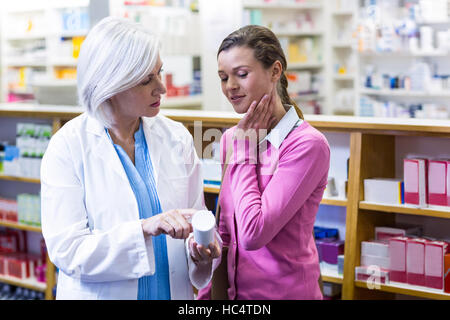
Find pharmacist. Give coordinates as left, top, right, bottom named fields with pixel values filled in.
left=40, top=17, right=221, bottom=300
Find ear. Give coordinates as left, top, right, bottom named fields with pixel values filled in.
left=271, top=60, right=283, bottom=83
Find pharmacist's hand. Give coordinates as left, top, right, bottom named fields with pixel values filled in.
left=141, top=209, right=196, bottom=239
left=188, top=235, right=221, bottom=265
left=235, top=86, right=277, bottom=142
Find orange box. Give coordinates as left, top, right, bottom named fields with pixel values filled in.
left=445, top=253, right=450, bottom=294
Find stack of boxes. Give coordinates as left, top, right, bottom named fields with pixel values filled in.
left=0, top=231, right=46, bottom=283
left=363, top=157, right=450, bottom=209
left=355, top=225, right=450, bottom=293
left=314, top=226, right=344, bottom=299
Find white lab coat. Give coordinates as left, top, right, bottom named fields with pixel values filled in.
left=41, top=112, right=216, bottom=300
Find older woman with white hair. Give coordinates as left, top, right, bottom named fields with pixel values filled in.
left=40, top=16, right=221, bottom=300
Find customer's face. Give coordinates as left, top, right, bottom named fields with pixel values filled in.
left=217, top=46, right=273, bottom=114
left=110, top=55, right=166, bottom=120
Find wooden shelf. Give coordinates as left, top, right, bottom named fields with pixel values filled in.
left=321, top=266, right=344, bottom=284
left=204, top=186, right=220, bottom=194
left=321, top=197, right=347, bottom=207
left=0, top=220, right=42, bottom=233
left=0, top=275, right=46, bottom=292
left=0, top=174, right=40, bottom=184
left=359, top=201, right=450, bottom=219
left=355, top=280, right=450, bottom=300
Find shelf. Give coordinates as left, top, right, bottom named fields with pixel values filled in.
left=288, top=62, right=323, bottom=70
left=332, top=10, right=355, bottom=16
left=0, top=220, right=42, bottom=233
left=321, top=266, right=344, bottom=284
left=243, top=1, right=323, bottom=10
left=321, top=197, right=347, bottom=207
left=360, top=88, right=450, bottom=98
left=204, top=185, right=220, bottom=194
left=355, top=280, right=450, bottom=300
left=274, top=30, right=323, bottom=37
left=359, top=201, right=450, bottom=219
left=161, top=95, right=203, bottom=108
left=0, top=174, right=40, bottom=184
left=333, top=74, right=355, bottom=81
left=0, top=275, right=46, bottom=292
left=360, top=50, right=450, bottom=58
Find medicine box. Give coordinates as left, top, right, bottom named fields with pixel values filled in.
left=316, top=239, right=344, bottom=265
left=375, top=225, right=421, bottom=242
left=361, top=241, right=389, bottom=258
left=407, top=238, right=427, bottom=286
left=444, top=254, right=450, bottom=294
left=425, top=241, right=449, bottom=290
left=364, top=178, right=404, bottom=205
left=389, top=236, right=409, bottom=283
left=355, top=266, right=389, bottom=284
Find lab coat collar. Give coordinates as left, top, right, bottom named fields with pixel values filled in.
left=262, top=105, right=302, bottom=149
left=85, top=114, right=162, bottom=185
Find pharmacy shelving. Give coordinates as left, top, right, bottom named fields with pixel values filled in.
left=354, top=0, right=450, bottom=119
left=0, top=0, right=91, bottom=102
left=241, top=0, right=328, bottom=115
left=327, top=0, right=358, bottom=116
left=1, top=103, right=450, bottom=300
left=354, top=280, right=450, bottom=300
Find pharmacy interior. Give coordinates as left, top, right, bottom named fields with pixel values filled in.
left=0, top=0, right=449, bottom=300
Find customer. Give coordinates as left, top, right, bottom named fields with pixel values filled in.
left=198, top=25, right=330, bottom=300
left=40, top=17, right=221, bottom=300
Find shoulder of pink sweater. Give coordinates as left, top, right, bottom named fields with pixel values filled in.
left=283, top=121, right=330, bottom=150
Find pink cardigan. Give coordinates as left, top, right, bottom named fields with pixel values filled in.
left=198, top=120, right=330, bottom=300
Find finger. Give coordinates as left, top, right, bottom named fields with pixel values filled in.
left=190, top=241, right=202, bottom=261
left=158, top=218, right=175, bottom=237
left=209, top=242, right=221, bottom=259
left=240, top=101, right=257, bottom=129
left=171, top=211, right=192, bottom=239
left=179, top=208, right=197, bottom=223
left=164, top=214, right=184, bottom=239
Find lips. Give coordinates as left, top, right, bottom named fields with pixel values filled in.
left=230, top=95, right=246, bottom=103
left=150, top=100, right=160, bottom=108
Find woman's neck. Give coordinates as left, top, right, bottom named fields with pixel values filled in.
left=270, top=95, right=287, bottom=130
left=108, top=117, right=140, bottom=145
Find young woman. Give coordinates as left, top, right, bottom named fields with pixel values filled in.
left=40, top=17, right=221, bottom=300
left=198, top=25, right=330, bottom=300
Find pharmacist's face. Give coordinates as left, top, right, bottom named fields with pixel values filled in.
left=109, top=55, right=166, bottom=120
left=218, top=46, right=273, bottom=114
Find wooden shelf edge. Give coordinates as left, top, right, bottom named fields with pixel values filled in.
left=0, top=275, right=46, bottom=292
left=359, top=201, right=450, bottom=219
left=0, top=175, right=40, bottom=184
left=321, top=274, right=343, bottom=284
left=354, top=280, right=450, bottom=300
left=0, top=220, right=42, bottom=232
left=321, top=197, right=348, bottom=207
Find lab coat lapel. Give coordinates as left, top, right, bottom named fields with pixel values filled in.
left=85, top=115, right=130, bottom=183
left=142, top=117, right=162, bottom=187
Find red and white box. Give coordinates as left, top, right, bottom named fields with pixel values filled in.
left=425, top=241, right=449, bottom=290
left=355, top=266, right=389, bottom=284
left=389, top=236, right=409, bottom=283
left=407, top=238, right=428, bottom=286
left=404, top=158, right=428, bottom=207
left=447, top=161, right=450, bottom=206
left=428, top=160, right=448, bottom=208
left=375, top=226, right=421, bottom=242
left=361, top=240, right=389, bottom=258
left=444, top=253, right=450, bottom=294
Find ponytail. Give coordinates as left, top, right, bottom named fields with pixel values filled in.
left=278, top=72, right=304, bottom=120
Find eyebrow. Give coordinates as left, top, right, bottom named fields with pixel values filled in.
left=149, top=64, right=164, bottom=77
left=218, top=65, right=251, bottom=74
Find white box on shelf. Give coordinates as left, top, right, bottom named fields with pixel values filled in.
left=361, top=240, right=389, bottom=258
left=364, top=178, right=403, bottom=205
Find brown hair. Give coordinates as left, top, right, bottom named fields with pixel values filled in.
left=218, top=25, right=304, bottom=119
